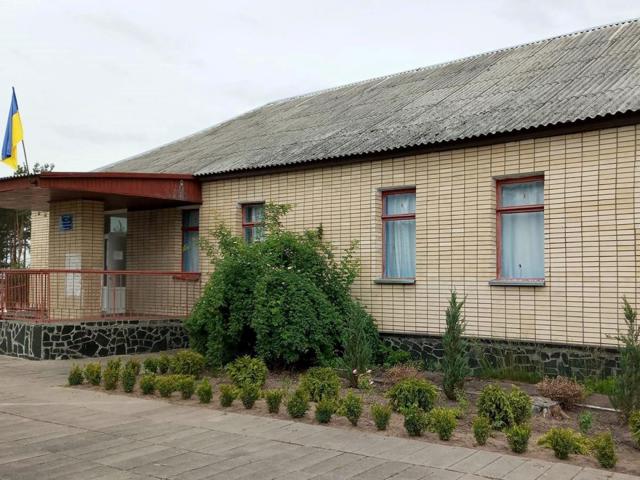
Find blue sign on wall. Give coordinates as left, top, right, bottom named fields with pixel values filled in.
left=59, top=214, right=74, bottom=232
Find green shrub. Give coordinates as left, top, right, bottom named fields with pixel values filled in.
left=121, top=366, right=137, bottom=393
left=171, top=350, right=206, bottom=377
left=592, top=432, right=616, bottom=469
left=143, top=357, right=159, bottom=374
left=428, top=407, right=457, bottom=441
left=472, top=416, right=491, bottom=446
left=156, top=375, right=177, bottom=398
left=219, top=384, right=237, bottom=407
left=629, top=410, right=640, bottom=446
left=403, top=405, right=428, bottom=437
left=158, top=354, right=171, bottom=374
left=226, top=356, right=268, bottom=388
left=196, top=379, right=212, bottom=403
left=609, top=297, right=640, bottom=419
left=583, top=376, right=616, bottom=396
left=476, top=384, right=514, bottom=430
left=185, top=204, right=379, bottom=368
left=177, top=375, right=196, bottom=399
left=441, top=291, right=469, bottom=400
left=538, top=428, right=589, bottom=459
left=299, top=367, right=341, bottom=402
left=83, top=362, right=102, bottom=386
left=505, top=423, right=531, bottom=454
left=124, top=359, right=141, bottom=376
left=140, top=374, right=156, bottom=395
left=340, top=391, right=363, bottom=426
left=508, top=387, right=532, bottom=425
left=68, top=365, right=83, bottom=386
left=265, top=389, right=284, bottom=414
left=240, top=384, right=260, bottom=409
left=381, top=346, right=413, bottom=368
left=103, top=359, right=121, bottom=390
left=371, top=404, right=392, bottom=431
left=315, top=398, right=335, bottom=424
left=537, top=376, right=585, bottom=410
left=386, top=378, right=438, bottom=413
left=338, top=302, right=377, bottom=387
left=287, top=389, right=310, bottom=418
left=578, top=411, right=593, bottom=434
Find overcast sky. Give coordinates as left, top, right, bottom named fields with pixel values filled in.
left=0, top=1, right=638, bottom=173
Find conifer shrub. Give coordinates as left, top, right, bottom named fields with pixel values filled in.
left=337, top=302, right=376, bottom=388
left=196, top=379, right=213, bottom=403
left=124, top=359, right=141, bottom=376
left=592, top=432, right=617, bottom=469
left=140, top=374, right=156, bottom=395
left=103, top=359, right=121, bottom=390
left=441, top=291, right=468, bottom=400
left=428, top=407, right=457, bottom=441
left=121, top=365, right=137, bottom=393
left=240, top=384, right=261, bottom=409
left=143, top=357, right=159, bottom=374
left=299, top=367, right=341, bottom=402
left=265, top=389, right=285, bottom=414
left=403, top=405, right=428, bottom=437
left=68, top=365, right=83, bottom=386
left=83, top=362, right=102, bottom=386
left=371, top=404, right=392, bottom=431
left=630, top=410, right=640, bottom=447
left=472, top=416, right=491, bottom=446
left=158, top=354, right=171, bottom=374
left=177, top=375, right=196, bottom=399
left=156, top=375, right=177, bottom=398
left=314, top=398, right=335, bottom=424
left=226, top=356, right=268, bottom=388
left=578, top=411, right=593, bottom=434
left=287, top=389, right=310, bottom=418
left=340, top=391, right=363, bottom=426
left=476, top=384, right=514, bottom=430
left=219, top=384, right=238, bottom=407
left=508, top=387, right=532, bottom=424
left=386, top=378, right=438, bottom=413
left=537, top=427, right=590, bottom=459
left=505, top=424, right=531, bottom=454
left=171, top=350, right=205, bottom=377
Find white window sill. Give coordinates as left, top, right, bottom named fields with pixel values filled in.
left=374, top=278, right=416, bottom=285
left=489, top=279, right=545, bottom=287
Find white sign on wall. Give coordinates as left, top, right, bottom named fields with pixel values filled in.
left=65, top=253, right=81, bottom=297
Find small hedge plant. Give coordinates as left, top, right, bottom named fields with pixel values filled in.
left=103, top=359, right=121, bottom=390
left=371, top=404, right=392, bottom=431
left=592, top=432, right=617, bottom=469
left=121, top=365, right=137, bottom=393
left=196, top=379, right=212, bottom=403
left=403, top=405, right=428, bottom=437
left=287, top=389, right=310, bottom=418
left=299, top=367, right=341, bottom=402
left=477, top=384, right=521, bottom=430
left=177, top=375, right=196, bottom=399
left=226, top=356, right=268, bottom=388
left=219, top=384, right=237, bottom=407
left=68, top=365, right=83, bottom=386
left=83, top=362, right=102, bottom=386
left=340, top=391, right=363, bottom=426
left=171, top=350, right=206, bottom=377
left=240, top=384, right=261, bottom=409
left=265, top=389, right=284, bottom=414
left=315, top=398, right=335, bottom=424
left=578, top=411, right=593, bottom=434
left=156, top=375, right=177, bottom=398
left=386, top=378, right=438, bottom=413
left=630, top=410, right=640, bottom=447
left=472, top=416, right=491, bottom=446
left=158, top=354, right=171, bottom=374
left=140, top=374, right=156, bottom=395
left=537, top=427, right=589, bottom=459
left=125, top=359, right=141, bottom=376
left=428, top=407, right=457, bottom=441
left=143, top=357, right=159, bottom=374
left=508, top=387, right=532, bottom=425
left=505, top=424, right=531, bottom=454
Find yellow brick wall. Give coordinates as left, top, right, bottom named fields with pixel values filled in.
left=29, top=211, right=49, bottom=268
left=200, top=125, right=639, bottom=347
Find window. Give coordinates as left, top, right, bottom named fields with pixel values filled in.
left=182, top=209, right=200, bottom=272
left=382, top=189, right=416, bottom=278
left=496, top=177, right=544, bottom=280
left=242, top=203, right=265, bottom=243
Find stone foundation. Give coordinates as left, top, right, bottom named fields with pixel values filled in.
left=0, top=319, right=188, bottom=360
left=382, top=333, right=620, bottom=380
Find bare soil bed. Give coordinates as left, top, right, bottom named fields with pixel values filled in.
left=76, top=368, right=640, bottom=475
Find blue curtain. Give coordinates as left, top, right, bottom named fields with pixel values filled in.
left=384, top=193, right=416, bottom=278
left=501, top=211, right=544, bottom=279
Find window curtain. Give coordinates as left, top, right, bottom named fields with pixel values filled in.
left=501, top=211, right=543, bottom=278
left=182, top=231, right=199, bottom=272
left=384, top=219, right=416, bottom=277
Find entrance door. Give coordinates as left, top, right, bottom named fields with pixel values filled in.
left=103, top=214, right=127, bottom=314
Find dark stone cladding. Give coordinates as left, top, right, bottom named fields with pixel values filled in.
left=382, top=333, right=620, bottom=380
left=0, top=319, right=188, bottom=360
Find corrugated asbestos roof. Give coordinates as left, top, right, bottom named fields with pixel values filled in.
left=100, top=19, right=640, bottom=176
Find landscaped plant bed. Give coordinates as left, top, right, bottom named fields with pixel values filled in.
left=70, top=356, right=640, bottom=476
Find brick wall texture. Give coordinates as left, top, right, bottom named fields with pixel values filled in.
left=200, top=125, right=640, bottom=347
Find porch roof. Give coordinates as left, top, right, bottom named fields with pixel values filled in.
left=0, top=172, right=201, bottom=211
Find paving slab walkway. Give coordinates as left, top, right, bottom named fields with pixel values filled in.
left=0, top=355, right=636, bottom=480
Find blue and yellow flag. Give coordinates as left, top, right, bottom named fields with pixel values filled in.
left=2, top=88, right=24, bottom=171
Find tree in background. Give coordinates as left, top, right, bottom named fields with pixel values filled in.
left=442, top=290, right=469, bottom=400
left=0, top=163, right=54, bottom=267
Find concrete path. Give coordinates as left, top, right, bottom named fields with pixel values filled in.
left=0, top=356, right=636, bottom=480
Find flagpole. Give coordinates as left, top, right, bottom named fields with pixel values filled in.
left=20, top=141, right=29, bottom=173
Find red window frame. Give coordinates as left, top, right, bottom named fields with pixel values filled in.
left=382, top=188, right=416, bottom=278
left=242, top=203, right=265, bottom=242
left=496, top=176, right=544, bottom=280
left=181, top=209, right=199, bottom=273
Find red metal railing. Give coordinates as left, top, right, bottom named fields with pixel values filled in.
left=0, top=269, right=201, bottom=323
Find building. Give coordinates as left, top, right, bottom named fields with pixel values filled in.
left=0, top=20, right=639, bottom=371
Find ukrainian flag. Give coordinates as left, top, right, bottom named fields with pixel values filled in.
left=2, top=88, right=23, bottom=171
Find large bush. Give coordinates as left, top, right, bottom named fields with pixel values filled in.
left=185, top=204, right=379, bottom=368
